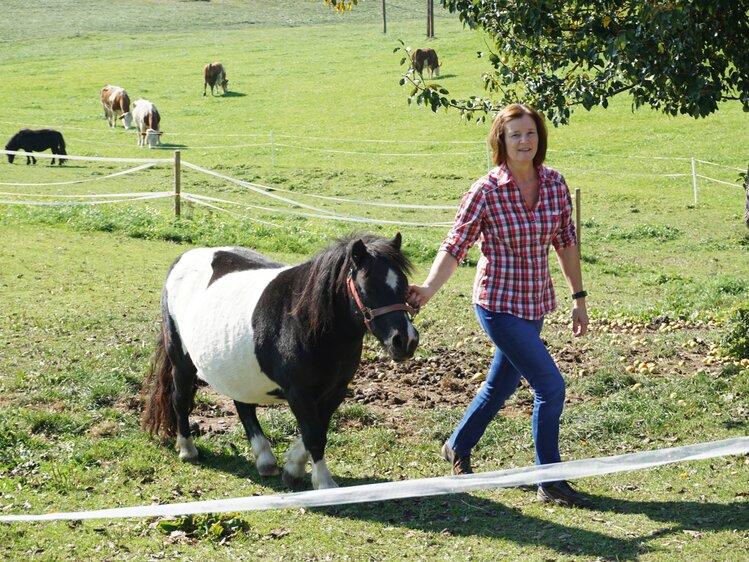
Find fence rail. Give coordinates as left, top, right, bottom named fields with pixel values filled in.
left=0, top=145, right=743, bottom=239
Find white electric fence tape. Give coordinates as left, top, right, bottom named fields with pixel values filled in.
left=0, top=193, right=172, bottom=206
left=180, top=161, right=338, bottom=216
left=1, top=437, right=746, bottom=522
left=0, top=149, right=169, bottom=164
left=182, top=192, right=454, bottom=227
left=0, top=163, right=158, bottom=187
left=273, top=142, right=483, bottom=157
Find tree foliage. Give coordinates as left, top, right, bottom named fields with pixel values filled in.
left=325, top=0, right=358, bottom=14
left=398, top=0, right=749, bottom=125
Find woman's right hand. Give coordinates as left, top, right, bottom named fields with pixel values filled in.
left=406, top=285, right=434, bottom=308
left=406, top=251, right=458, bottom=309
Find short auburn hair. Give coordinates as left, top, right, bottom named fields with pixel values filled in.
left=487, top=104, right=548, bottom=167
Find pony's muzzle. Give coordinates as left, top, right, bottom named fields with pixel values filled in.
left=385, top=322, right=419, bottom=362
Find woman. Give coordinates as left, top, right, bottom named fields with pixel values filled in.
left=407, top=104, right=589, bottom=507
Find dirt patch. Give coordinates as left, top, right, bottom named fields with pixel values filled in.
left=350, top=346, right=488, bottom=409
left=189, top=344, right=559, bottom=434
left=180, top=322, right=721, bottom=436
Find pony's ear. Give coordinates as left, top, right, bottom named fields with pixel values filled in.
left=351, top=239, right=368, bottom=268
left=391, top=232, right=402, bottom=251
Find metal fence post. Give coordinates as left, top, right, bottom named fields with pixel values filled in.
left=691, top=157, right=698, bottom=205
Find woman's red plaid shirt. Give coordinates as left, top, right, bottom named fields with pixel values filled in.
left=440, top=163, right=577, bottom=320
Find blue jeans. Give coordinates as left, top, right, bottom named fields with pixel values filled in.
left=447, top=306, right=566, bottom=466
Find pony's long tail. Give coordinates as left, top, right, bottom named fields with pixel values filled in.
left=141, top=328, right=177, bottom=437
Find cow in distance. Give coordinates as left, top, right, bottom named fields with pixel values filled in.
left=411, top=48, right=440, bottom=78
left=132, top=99, right=162, bottom=148
left=101, top=85, right=134, bottom=129
left=204, top=62, right=229, bottom=96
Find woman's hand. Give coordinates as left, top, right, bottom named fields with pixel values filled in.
left=406, top=251, right=459, bottom=310
left=572, top=300, right=588, bottom=337
left=406, top=285, right=434, bottom=309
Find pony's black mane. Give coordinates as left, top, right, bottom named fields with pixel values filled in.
left=291, top=234, right=413, bottom=335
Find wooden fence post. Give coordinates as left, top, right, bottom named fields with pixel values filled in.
left=426, top=0, right=434, bottom=37
left=174, top=150, right=181, bottom=218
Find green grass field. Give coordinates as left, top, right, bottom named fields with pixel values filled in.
left=1, top=1, right=748, bottom=560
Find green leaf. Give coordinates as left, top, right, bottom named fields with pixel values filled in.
left=157, top=519, right=184, bottom=533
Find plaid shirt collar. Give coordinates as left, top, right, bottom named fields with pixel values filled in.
left=493, top=162, right=550, bottom=188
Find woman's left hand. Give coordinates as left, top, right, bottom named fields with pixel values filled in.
left=572, top=300, right=588, bottom=337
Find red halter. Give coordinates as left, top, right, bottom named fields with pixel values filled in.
left=346, top=270, right=419, bottom=331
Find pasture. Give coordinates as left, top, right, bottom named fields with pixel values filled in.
left=1, top=1, right=748, bottom=560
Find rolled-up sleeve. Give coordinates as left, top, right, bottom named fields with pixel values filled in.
left=551, top=177, right=577, bottom=250
left=439, top=182, right=486, bottom=263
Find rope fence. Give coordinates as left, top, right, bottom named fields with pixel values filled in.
left=0, top=142, right=743, bottom=229
left=0, top=118, right=744, bottom=179
left=0, top=150, right=460, bottom=228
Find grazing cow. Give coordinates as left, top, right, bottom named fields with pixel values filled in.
left=411, top=48, right=440, bottom=78
left=203, top=62, right=228, bottom=96
left=101, top=85, right=134, bottom=129
left=132, top=99, right=162, bottom=149
left=5, top=129, right=67, bottom=165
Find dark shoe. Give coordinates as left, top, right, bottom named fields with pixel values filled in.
left=537, top=481, right=590, bottom=507
left=441, top=440, right=473, bottom=475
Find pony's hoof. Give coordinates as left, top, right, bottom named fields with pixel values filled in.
left=313, top=479, right=339, bottom=490
left=282, top=470, right=307, bottom=489
left=179, top=451, right=199, bottom=463
left=176, top=435, right=199, bottom=462
left=257, top=462, right=281, bottom=477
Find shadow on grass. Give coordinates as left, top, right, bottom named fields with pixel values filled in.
left=313, top=491, right=748, bottom=560
left=196, top=447, right=748, bottom=560
left=154, top=143, right=188, bottom=150
left=419, top=73, right=457, bottom=80
left=200, top=449, right=596, bottom=552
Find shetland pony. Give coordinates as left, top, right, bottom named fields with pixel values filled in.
left=142, top=233, right=419, bottom=489
left=5, top=129, right=67, bottom=165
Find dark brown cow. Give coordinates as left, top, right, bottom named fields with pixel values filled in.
left=203, top=62, right=229, bottom=96
left=411, top=48, right=440, bottom=78
left=101, top=85, right=134, bottom=129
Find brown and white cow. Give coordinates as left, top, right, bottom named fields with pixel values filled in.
left=411, top=48, right=440, bottom=78
left=132, top=99, right=162, bottom=149
left=203, top=62, right=229, bottom=96
left=101, top=85, right=134, bottom=129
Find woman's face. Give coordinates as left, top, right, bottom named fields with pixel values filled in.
left=503, top=114, right=538, bottom=166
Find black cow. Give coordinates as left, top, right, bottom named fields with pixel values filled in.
left=5, top=129, right=67, bottom=165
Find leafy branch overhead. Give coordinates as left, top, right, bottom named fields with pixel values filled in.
left=396, top=42, right=496, bottom=124
left=396, top=0, right=749, bottom=125
left=324, top=0, right=358, bottom=14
